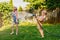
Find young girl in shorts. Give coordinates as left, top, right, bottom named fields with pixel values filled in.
left=10, top=7, right=19, bottom=35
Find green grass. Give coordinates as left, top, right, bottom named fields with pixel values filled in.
left=0, top=23, right=60, bottom=40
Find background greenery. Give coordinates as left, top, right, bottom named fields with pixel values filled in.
left=0, top=0, right=60, bottom=27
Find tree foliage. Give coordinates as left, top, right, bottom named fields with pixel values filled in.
left=24, top=0, right=45, bottom=9
left=46, top=0, right=60, bottom=10
left=24, top=0, right=60, bottom=10
left=18, top=6, right=23, bottom=12
left=9, top=0, right=13, bottom=6
left=0, top=2, right=13, bottom=18
left=0, top=2, right=13, bottom=27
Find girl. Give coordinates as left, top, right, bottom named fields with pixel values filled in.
left=36, top=10, right=47, bottom=38
left=10, top=7, right=19, bottom=35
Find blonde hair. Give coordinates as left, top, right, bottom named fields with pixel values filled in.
left=41, top=10, right=47, bottom=15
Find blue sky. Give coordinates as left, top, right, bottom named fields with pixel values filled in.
left=0, top=0, right=30, bottom=8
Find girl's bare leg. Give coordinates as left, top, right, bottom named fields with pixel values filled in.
left=10, top=24, right=14, bottom=35
left=37, top=23, right=44, bottom=38
left=16, top=24, right=18, bottom=35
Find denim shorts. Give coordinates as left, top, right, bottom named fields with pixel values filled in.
left=13, top=16, right=19, bottom=24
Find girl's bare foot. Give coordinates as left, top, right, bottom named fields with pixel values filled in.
left=16, top=32, right=18, bottom=35
left=10, top=32, right=14, bottom=35
left=41, top=36, right=44, bottom=38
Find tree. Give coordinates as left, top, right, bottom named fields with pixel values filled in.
left=9, top=0, right=13, bottom=7
left=18, top=6, right=23, bottom=12
left=24, top=0, right=46, bottom=9
left=46, top=0, right=60, bottom=10
left=46, top=0, right=60, bottom=23
left=0, top=2, right=13, bottom=27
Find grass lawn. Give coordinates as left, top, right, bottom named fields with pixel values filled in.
left=0, top=22, right=60, bottom=40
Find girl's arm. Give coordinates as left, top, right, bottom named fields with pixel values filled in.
left=16, top=11, right=18, bottom=20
